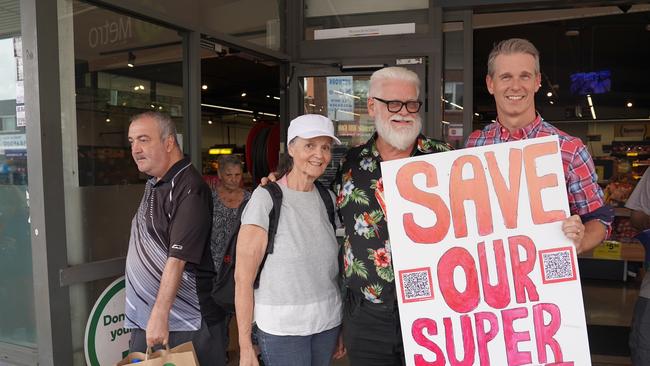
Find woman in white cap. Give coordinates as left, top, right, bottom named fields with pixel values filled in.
left=235, top=114, right=344, bottom=366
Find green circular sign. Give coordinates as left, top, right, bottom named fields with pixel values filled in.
left=84, top=277, right=129, bottom=366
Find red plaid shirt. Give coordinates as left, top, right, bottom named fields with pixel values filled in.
left=465, top=115, right=612, bottom=232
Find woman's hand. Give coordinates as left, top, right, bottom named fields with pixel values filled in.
left=333, top=330, right=347, bottom=359
left=238, top=345, right=260, bottom=366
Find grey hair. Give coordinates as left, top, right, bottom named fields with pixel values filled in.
left=278, top=138, right=297, bottom=177
left=217, top=154, right=243, bottom=172
left=130, top=111, right=179, bottom=145
left=368, top=66, right=420, bottom=98
left=487, top=38, right=540, bottom=77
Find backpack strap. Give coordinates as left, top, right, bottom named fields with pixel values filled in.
left=253, top=182, right=283, bottom=289
left=314, top=180, right=336, bottom=231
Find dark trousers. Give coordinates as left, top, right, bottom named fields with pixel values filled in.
left=343, top=293, right=405, bottom=366
left=630, top=296, right=650, bottom=365
left=129, top=318, right=228, bottom=366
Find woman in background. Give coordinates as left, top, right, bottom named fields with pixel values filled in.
left=211, top=154, right=250, bottom=273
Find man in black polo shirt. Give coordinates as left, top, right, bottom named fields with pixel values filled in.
left=124, top=111, right=226, bottom=365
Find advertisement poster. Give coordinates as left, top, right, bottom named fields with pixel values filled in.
left=326, top=76, right=355, bottom=121
left=381, top=135, right=590, bottom=365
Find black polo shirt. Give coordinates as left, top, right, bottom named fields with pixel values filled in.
left=125, top=157, right=223, bottom=331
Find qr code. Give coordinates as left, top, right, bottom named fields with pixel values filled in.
left=539, top=247, right=577, bottom=284
left=399, top=267, right=434, bottom=303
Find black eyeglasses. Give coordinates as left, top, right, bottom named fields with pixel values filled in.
left=373, top=97, right=423, bottom=113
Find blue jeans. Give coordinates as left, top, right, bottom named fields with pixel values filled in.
left=256, top=325, right=340, bottom=366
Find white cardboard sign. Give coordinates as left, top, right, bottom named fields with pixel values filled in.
left=380, top=135, right=590, bottom=365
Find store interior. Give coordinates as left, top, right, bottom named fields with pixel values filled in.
left=470, top=7, right=650, bottom=364
left=1, top=1, right=648, bottom=362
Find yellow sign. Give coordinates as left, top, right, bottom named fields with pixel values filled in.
left=593, top=241, right=622, bottom=260
left=209, top=148, right=233, bottom=155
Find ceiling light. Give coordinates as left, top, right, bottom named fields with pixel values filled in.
left=266, top=95, right=271, bottom=98
left=127, top=52, right=135, bottom=68
left=273, top=96, right=280, bottom=100
left=158, top=106, right=163, bottom=110
left=139, top=85, right=144, bottom=90
left=208, top=119, right=213, bottom=125
left=252, top=118, right=257, bottom=122
left=150, top=104, right=155, bottom=108
left=547, top=92, right=553, bottom=97
left=549, top=101, right=554, bottom=104
left=105, top=117, right=110, bottom=123
left=202, top=85, right=208, bottom=90
left=587, top=94, right=597, bottom=120
left=241, top=92, right=247, bottom=97
left=627, top=102, right=633, bottom=108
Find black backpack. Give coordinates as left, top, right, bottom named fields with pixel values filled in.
left=212, top=180, right=336, bottom=313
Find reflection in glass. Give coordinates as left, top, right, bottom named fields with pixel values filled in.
left=303, top=76, right=374, bottom=148
left=304, top=0, right=428, bottom=40
left=0, top=3, right=36, bottom=347
left=61, top=2, right=185, bottom=363
left=443, top=30, right=465, bottom=149
left=199, top=0, right=285, bottom=51
left=303, top=75, right=375, bottom=187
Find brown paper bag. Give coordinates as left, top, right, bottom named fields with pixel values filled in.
left=115, top=341, right=200, bottom=366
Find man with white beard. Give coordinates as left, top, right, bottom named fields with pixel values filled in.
left=334, top=66, right=451, bottom=365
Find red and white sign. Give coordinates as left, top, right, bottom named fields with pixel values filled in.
left=381, top=135, right=590, bottom=365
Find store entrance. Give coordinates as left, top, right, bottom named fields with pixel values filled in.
left=294, top=59, right=426, bottom=186
left=470, top=4, right=650, bottom=363
left=200, top=37, right=281, bottom=190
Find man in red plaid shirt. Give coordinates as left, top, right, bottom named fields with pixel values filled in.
left=466, top=38, right=613, bottom=253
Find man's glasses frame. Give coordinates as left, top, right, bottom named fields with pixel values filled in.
left=372, top=97, right=423, bottom=113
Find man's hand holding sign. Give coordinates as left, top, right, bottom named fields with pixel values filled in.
left=381, top=135, right=590, bottom=366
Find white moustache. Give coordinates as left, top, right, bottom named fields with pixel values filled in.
left=390, top=115, right=416, bottom=122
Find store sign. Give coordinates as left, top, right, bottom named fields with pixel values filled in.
left=314, top=23, right=416, bottom=40
left=84, top=277, right=130, bottom=366
left=381, top=135, right=591, bottom=365
left=326, top=76, right=355, bottom=121
left=0, top=134, right=26, bottom=150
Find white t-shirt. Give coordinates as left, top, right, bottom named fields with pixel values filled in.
left=626, top=168, right=650, bottom=299
left=240, top=181, right=342, bottom=336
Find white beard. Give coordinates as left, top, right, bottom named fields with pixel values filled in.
left=375, top=113, right=422, bottom=151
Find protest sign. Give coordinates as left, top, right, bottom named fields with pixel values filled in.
left=381, top=135, right=590, bottom=365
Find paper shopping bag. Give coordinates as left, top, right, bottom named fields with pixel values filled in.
left=115, top=341, right=199, bottom=366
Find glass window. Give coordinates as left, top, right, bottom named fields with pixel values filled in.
left=70, top=1, right=184, bottom=187
left=304, top=0, right=429, bottom=40
left=59, top=1, right=184, bottom=362
left=302, top=75, right=373, bottom=186
left=0, top=1, right=36, bottom=348
left=199, top=0, right=285, bottom=51
left=303, top=75, right=373, bottom=147
left=443, top=29, right=465, bottom=148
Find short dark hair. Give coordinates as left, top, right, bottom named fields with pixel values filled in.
left=130, top=111, right=179, bottom=146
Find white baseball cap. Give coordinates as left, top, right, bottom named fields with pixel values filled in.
left=287, top=114, right=341, bottom=145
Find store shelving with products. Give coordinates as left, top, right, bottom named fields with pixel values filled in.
left=579, top=141, right=649, bottom=281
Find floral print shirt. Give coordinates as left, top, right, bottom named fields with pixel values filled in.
left=334, top=133, right=451, bottom=304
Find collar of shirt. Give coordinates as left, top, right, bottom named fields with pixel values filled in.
left=152, top=156, right=192, bottom=187
left=497, top=114, right=542, bottom=142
